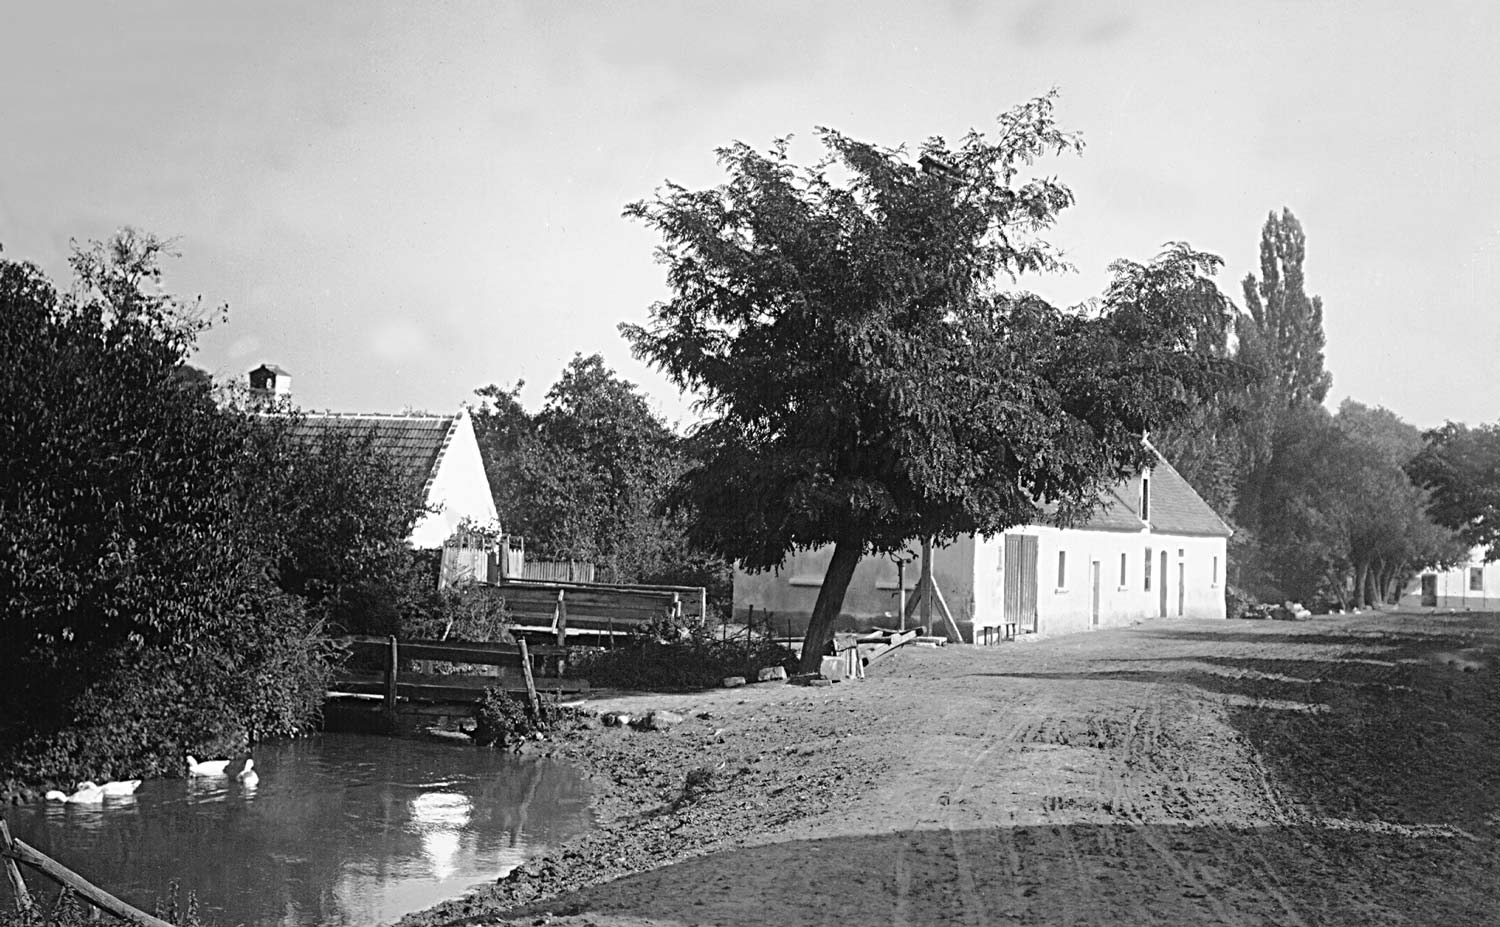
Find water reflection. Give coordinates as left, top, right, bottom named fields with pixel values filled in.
left=1, top=734, right=591, bottom=927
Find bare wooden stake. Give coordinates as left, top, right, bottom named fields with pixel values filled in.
left=517, top=636, right=541, bottom=718
left=1, top=818, right=32, bottom=911
left=384, top=636, right=400, bottom=721
left=3, top=833, right=173, bottom=927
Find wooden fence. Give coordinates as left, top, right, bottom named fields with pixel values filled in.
left=480, top=578, right=706, bottom=643
left=329, top=635, right=586, bottom=716
left=519, top=560, right=596, bottom=583
left=2, top=818, right=174, bottom=926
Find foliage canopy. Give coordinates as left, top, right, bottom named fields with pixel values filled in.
left=623, top=95, right=1238, bottom=666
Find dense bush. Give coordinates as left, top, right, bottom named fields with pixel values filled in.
left=0, top=233, right=400, bottom=787
left=1224, top=584, right=1258, bottom=621
left=470, top=688, right=580, bottom=749
left=574, top=619, right=798, bottom=691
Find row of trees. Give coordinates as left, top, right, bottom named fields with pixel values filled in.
left=0, top=232, right=433, bottom=786
left=1153, top=210, right=1480, bottom=609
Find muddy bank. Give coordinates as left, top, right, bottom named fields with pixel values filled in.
left=399, top=611, right=1500, bottom=926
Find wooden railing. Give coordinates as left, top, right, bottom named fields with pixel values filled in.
left=481, top=578, right=707, bottom=643
left=329, top=635, right=587, bottom=717
left=1, top=818, right=174, bottom=926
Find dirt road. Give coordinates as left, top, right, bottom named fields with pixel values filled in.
left=404, top=611, right=1500, bottom=926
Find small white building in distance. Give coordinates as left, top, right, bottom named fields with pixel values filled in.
left=285, top=410, right=500, bottom=549
left=247, top=365, right=499, bottom=549
left=735, top=446, right=1232, bottom=642
left=1399, top=549, right=1500, bottom=612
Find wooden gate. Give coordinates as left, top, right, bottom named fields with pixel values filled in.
left=1003, top=534, right=1039, bottom=634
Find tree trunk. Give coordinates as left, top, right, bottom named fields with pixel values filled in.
left=798, top=536, right=865, bottom=675
left=1352, top=560, right=1368, bottom=609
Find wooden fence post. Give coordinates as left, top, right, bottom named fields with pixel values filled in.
left=517, top=637, right=541, bottom=718
left=384, top=636, right=399, bottom=722
left=2, top=824, right=175, bottom=927
left=1, top=818, right=32, bottom=911
left=555, top=589, right=567, bottom=648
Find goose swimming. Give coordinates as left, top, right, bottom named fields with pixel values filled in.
left=186, top=755, right=231, bottom=777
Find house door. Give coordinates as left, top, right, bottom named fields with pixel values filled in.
left=1159, top=550, right=1169, bottom=617
left=1090, top=561, right=1101, bottom=627
left=1003, top=534, right=1039, bottom=634
left=1421, top=574, right=1438, bottom=607
left=1178, top=562, right=1185, bottom=616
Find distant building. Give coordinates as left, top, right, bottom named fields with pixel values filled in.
left=248, top=363, right=292, bottom=399
left=1399, top=549, right=1500, bottom=611
left=246, top=365, right=500, bottom=549
left=284, top=410, right=500, bottom=549
left=735, top=446, right=1232, bottom=642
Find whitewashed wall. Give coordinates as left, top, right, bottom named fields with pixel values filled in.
left=1398, top=548, right=1500, bottom=611
left=972, top=527, right=1228, bottom=637
left=408, top=410, right=502, bottom=549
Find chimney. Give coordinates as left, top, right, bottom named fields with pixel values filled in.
left=249, top=364, right=292, bottom=398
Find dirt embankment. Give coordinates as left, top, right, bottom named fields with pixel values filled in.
left=399, top=612, right=1500, bottom=927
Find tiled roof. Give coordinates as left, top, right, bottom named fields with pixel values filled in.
left=1047, top=446, right=1232, bottom=538
left=282, top=413, right=459, bottom=494
left=1142, top=450, right=1233, bottom=537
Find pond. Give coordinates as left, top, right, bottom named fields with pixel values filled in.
left=1, top=733, right=592, bottom=927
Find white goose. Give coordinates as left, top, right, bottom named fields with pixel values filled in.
left=100, top=779, right=142, bottom=797
left=237, top=759, right=259, bottom=788
left=186, top=755, right=231, bottom=777
left=45, top=781, right=105, bottom=803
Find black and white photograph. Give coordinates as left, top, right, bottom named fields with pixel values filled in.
left=3, top=3, right=1498, bottom=925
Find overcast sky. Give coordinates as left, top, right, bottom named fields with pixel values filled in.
left=4, top=1, right=1497, bottom=430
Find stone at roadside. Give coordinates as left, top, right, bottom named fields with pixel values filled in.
left=721, top=676, right=747, bottom=688
left=632, top=710, right=685, bottom=731
left=788, top=673, right=832, bottom=687
left=757, top=666, right=789, bottom=683
left=602, top=712, right=632, bottom=728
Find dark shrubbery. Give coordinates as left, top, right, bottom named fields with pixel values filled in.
left=1225, top=584, right=1258, bottom=621
left=573, top=619, right=798, bottom=691
left=470, top=689, right=581, bottom=749
left=0, top=233, right=420, bottom=787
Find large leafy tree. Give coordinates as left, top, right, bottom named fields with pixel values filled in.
left=0, top=232, right=330, bottom=782
left=1406, top=421, right=1500, bottom=561
left=1335, top=402, right=1464, bottom=605
left=472, top=354, right=725, bottom=593
left=623, top=95, right=1237, bottom=670
left=1234, top=401, right=1461, bottom=606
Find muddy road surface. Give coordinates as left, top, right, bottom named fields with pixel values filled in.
left=403, top=611, right=1500, bottom=926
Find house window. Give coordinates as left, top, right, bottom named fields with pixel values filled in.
left=1144, top=547, right=1153, bottom=591
left=1057, top=550, right=1067, bottom=589
left=1212, top=555, right=1219, bottom=586
left=1140, top=474, right=1151, bottom=521
left=1470, top=567, right=1484, bottom=592
left=1119, top=552, right=1127, bottom=587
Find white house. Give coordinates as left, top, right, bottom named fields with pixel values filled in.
left=1398, top=548, right=1500, bottom=611
left=734, top=447, right=1232, bottom=642
left=286, top=409, right=501, bottom=549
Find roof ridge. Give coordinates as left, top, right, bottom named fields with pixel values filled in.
left=300, top=411, right=454, bottom=421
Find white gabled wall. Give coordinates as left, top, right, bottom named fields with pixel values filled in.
left=971, top=527, right=1227, bottom=637
left=1397, top=547, right=1500, bottom=611
left=408, top=410, right=502, bottom=549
